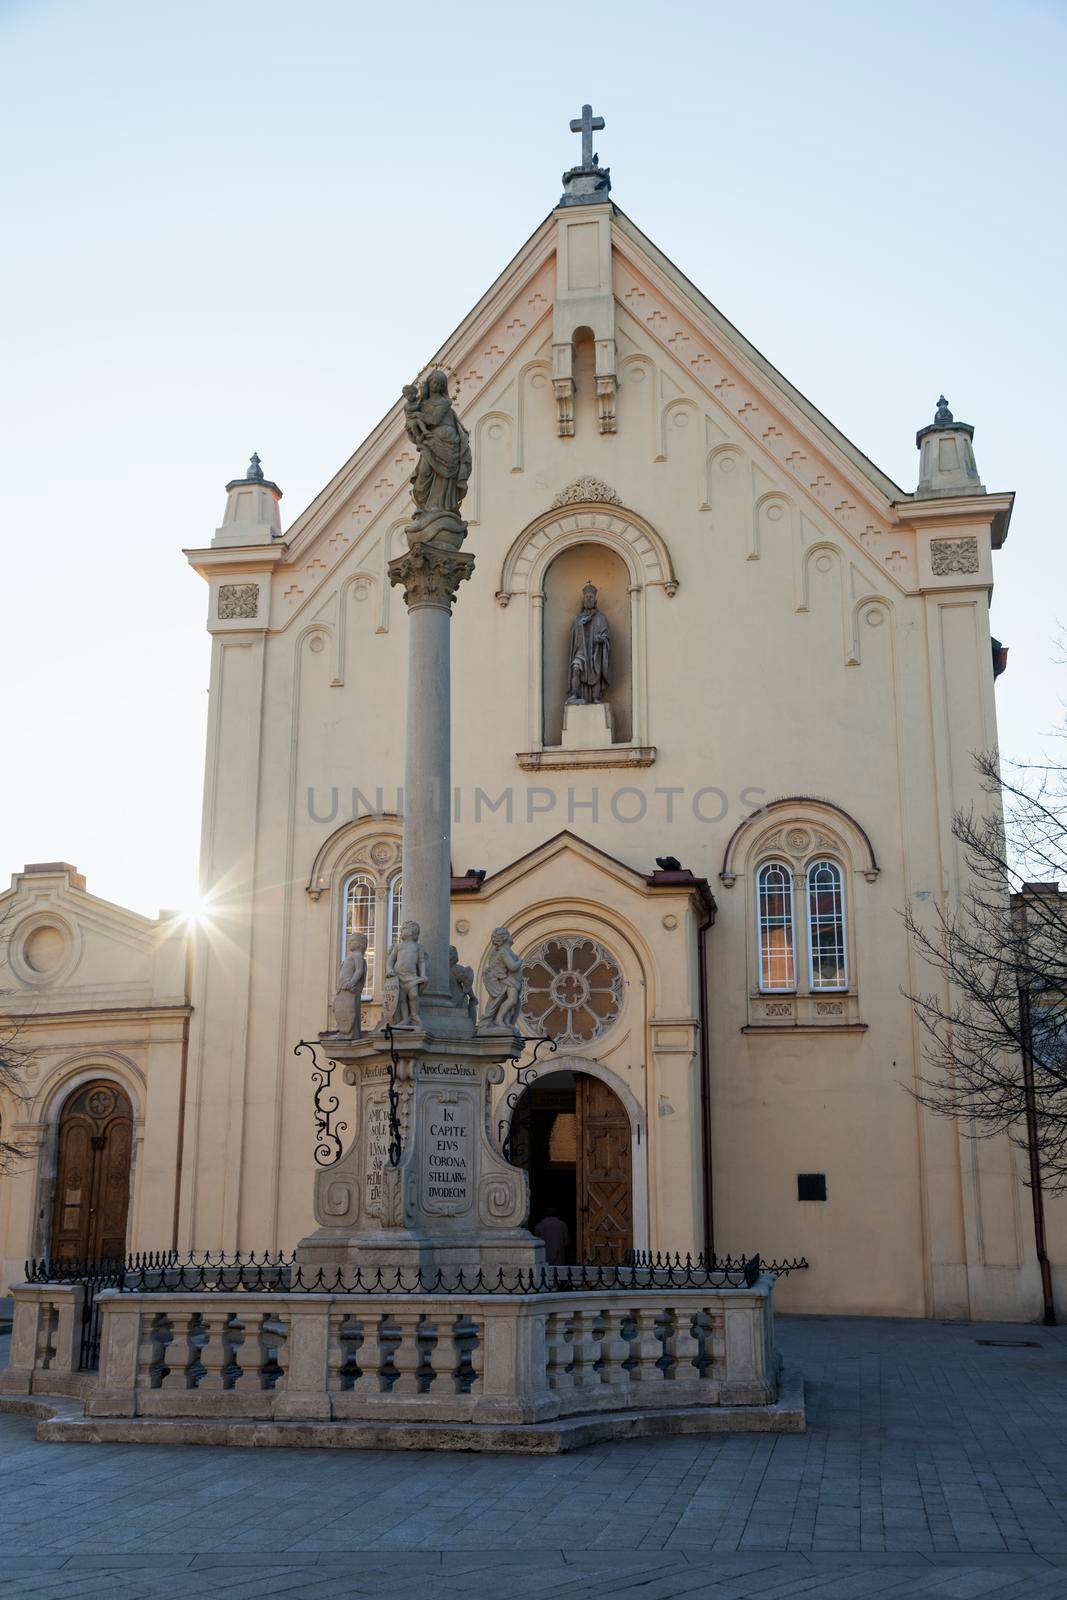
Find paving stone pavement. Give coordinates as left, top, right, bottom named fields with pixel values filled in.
left=4, top=1315, right=1067, bottom=1597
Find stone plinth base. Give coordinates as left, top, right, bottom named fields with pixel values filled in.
left=294, top=1227, right=544, bottom=1278
left=561, top=701, right=613, bottom=750
left=302, top=1024, right=544, bottom=1279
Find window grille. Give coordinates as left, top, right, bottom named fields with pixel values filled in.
left=807, top=859, right=847, bottom=991
left=386, top=871, right=403, bottom=951
left=341, top=873, right=376, bottom=997
left=757, top=862, right=795, bottom=992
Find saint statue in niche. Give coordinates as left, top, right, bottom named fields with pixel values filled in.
left=566, top=582, right=611, bottom=706
left=402, top=370, right=472, bottom=531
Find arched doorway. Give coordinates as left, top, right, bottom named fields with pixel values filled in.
left=50, top=1081, right=133, bottom=1262
left=512, top=1069, right=633, bottom=1264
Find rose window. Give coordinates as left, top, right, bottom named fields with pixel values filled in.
left=521, top=937, right=624, bottom=1046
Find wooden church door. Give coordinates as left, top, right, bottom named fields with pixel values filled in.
left=51, top=1081, right=133, bottom=1263
left=576, top=1075, right=633, bottom=1264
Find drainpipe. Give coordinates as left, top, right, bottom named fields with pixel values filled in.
left=1019, top=986, right=1056, bottom=1325
left=697, top=901, right=715, bottom=1262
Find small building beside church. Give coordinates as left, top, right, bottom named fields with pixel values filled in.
left=1, top=113, right=1058, bottom=1321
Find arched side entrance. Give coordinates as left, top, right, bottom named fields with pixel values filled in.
left=50, top=1080, right=133, bottom=1262
left=512, top=1069, right=634, bottom=1264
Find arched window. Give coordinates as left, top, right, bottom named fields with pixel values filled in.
left=386, top=871, right=403, bottom=951
left=757, top=862, right=795, bottom=992
left=341, top=873, right=376, bottom=998
left=807, top=860, right=847, bottom=991
left=338, top=862, right=406, bottom=1002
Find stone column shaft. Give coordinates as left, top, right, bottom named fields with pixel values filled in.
left=403, top=595, right=452, bottom=1010
left=388, top=541, right=474, bottom=1028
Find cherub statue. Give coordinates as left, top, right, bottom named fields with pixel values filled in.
left=332, top=933, right=367, bottom=1039
left=384, top=919, right=429, bottom=1028
left=402, top=382, right=428, bottom=444
left=480, top=927, right=524, bottom=1029
left=449, top=944, right=478, bottom=1024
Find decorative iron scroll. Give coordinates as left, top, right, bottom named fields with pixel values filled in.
left=498, top=1033, right=560, bottom=1162
left=382, top=1023, right=403, bottom=1167
left=295, top=1039, right=348, bottom=1168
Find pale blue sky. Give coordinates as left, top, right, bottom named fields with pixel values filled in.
left=1, top=0, right=1064, bottom=915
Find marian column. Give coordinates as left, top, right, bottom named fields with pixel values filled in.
left=297, top=372, right=542, bottom=1276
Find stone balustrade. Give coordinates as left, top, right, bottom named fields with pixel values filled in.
left=0, top=1282, right=86, bottom=1396
left=15, top=1281, right=777, bottom=1425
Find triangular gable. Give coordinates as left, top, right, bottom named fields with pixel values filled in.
left=241, top=199, right=931, bottom=627
left=473, top=830, right=710, bottom=910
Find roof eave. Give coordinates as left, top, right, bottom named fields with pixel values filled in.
left=611, top=208, right=908, bottom=505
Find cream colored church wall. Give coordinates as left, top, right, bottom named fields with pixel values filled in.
left=0, top=865, right=190, bottom=1293
left=180, top=206, right=1036, bottom=1317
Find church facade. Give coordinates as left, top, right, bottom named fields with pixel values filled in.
left=1, top=120, right=1054, bottom=1320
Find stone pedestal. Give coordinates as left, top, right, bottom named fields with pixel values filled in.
left=561, top=701, right=613, bottom=750
left=297, top=1025, right=542, bottom=1274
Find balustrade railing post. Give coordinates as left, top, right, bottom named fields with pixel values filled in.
left=195, top=1308, right=234, bottom=1392
left=630, top=1306, right=662, bottom=1381
left=545, top=1309, right=575, bottom=1395
left=598, top=1308, right=630, bottom=1386
left=169, top=1311, right=200, bottom=1389
left=569, top=1310, right=599, bottom=1390
left=85, top=1294, right=140, bottom=1417
left=671, top=1307, right=701, bottom=1383
left=390, top=1309, right=423, bottom=1395
left=275, top=1303, right=331, bottom=1418
left=0, top=1286, right=76, bottom=1394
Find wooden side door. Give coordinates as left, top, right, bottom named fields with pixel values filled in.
left=51, top=1082, right=133, bottom=1262
left=576, top=1075, right=633, bottom=1264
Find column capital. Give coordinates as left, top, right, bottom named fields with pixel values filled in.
left=388, top=542, right=475, bottom=612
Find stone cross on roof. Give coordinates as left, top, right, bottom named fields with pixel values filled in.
left=569, top=103, right=605, bottom=170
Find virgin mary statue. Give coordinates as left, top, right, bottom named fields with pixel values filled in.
left=403, top=370, right=472, bottom=519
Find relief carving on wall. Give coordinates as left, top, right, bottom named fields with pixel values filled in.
left=217, top=582, right=260, bottom=619
left=930, top=536, right=979, bottom=576
left=551, top=477, right=622, bottom=509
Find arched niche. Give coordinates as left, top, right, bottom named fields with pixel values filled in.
left=542, top=542, right=632, bottom=745
left=571, top=325, right=597, bottom=436
left=498, top=502, right=676, bottom=758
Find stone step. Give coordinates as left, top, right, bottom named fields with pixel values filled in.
left=4, top=1369, right=805, bottom=1454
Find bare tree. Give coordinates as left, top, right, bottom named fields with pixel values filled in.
left=0, top=1022, right=33, bottom=1173
left=906, top=745, right=1067, bottom=1188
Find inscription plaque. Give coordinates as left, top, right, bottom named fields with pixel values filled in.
left=364, top=1092, right=389, bottom=1216
left=421, top=1087, right=474, bottom=1216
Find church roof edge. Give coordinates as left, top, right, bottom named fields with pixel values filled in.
left=610, top=207, right=909, bottom=505
left=281, top=197, right=1009, bottom=561
left=280, top=212, right=560, bottom=553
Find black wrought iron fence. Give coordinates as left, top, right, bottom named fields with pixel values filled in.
left=24, top=1249, right=809, bottom=1370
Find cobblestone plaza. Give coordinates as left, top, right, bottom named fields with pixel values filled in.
left=5, top=1315, right=1067, bottom=1597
